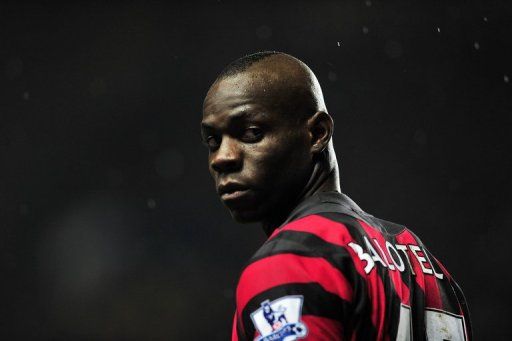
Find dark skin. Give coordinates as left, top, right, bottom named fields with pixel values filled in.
left=201, top=54, right=340, bottom=236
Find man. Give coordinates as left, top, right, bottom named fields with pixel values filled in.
left=201, top=51, right=471, bottom=340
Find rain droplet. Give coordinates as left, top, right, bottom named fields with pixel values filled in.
left=22, top=92, right=29, bottom=100
left=365, top=0, right=372, bottom=7
left=504, top=75, right=509, bottom=83
left=483, top=17, right=488, bottom=22
left=362, top=26, right=369, bottom=34
left=337, top=41, right=341, bottom=46
left=473, top=41, right=480, bottom=50
left=436, top=27, right=441, bottom=33
left=147, top=198, right=156, bottom=209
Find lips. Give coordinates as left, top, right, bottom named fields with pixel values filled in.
left=218, top=182, right=251, bottom=201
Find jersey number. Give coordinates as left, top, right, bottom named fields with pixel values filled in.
left=396, top=305, right=467, bottom=340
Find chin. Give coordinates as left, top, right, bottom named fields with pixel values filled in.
left=229, top=207, right=264, bottom=223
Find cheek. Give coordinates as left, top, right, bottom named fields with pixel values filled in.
left=245, top=136, right=311, bottom=190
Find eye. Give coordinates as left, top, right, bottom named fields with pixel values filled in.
left=241, top=127, right=263, bottom=142
left=205, top=135, right=221, bottom=150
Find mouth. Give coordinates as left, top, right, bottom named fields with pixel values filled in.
left=221, top=188, right=251, bottom=201
left=218, top=182, right=252, bottom=202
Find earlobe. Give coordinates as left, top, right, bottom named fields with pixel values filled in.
left=308, top=111, right=333, bottom=154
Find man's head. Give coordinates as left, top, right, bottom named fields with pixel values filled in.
left=201, top=52, right=335, bottom=224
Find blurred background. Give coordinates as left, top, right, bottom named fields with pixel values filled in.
left=1, top=1, right=510, bottom=339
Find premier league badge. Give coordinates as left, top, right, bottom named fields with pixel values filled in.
left=250, top=295, right=308, bottom=341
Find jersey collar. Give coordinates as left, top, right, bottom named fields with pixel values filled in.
left=280, top=191, right=365, bottom=227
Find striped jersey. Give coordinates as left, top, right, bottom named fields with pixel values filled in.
left=232, top=191, right=471, bottom=340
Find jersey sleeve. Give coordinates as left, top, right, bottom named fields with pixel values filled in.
left=232, top=215, right=358, bottom=341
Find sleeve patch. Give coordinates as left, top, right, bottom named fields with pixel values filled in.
left=250, top=295, right=308, bottom=341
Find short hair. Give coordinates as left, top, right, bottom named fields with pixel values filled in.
left=217, top=51, right=281, bottom=79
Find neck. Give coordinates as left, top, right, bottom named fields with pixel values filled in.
left=262, top=146, right=340, bottom=236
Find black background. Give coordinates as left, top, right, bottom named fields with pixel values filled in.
left=1, top=1, right=511, bottom=339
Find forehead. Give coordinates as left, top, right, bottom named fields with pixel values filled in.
left=201, top=74, right=276, bottom=127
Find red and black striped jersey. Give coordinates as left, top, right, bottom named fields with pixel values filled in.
left=232, top=191, right=471, bottom=340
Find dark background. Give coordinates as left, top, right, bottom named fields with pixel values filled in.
left=1, top=1, right=511, bottom=339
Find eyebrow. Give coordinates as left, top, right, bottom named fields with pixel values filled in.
left=201, top=110, right=268, bottom=130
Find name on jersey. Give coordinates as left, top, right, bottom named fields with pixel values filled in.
left=347, top=237, right=444, bottom=279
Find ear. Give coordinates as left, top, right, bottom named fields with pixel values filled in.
left=306, top=111, right=334, bottom=154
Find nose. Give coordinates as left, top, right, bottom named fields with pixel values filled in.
left=210, top=136, right=242, bottom=173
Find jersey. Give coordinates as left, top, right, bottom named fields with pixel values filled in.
left=232, top=191, right=471, bottom=340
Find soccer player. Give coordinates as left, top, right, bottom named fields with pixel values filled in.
left=201, top=51, right=471, bottom=340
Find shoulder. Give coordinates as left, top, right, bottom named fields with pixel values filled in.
left=237, top=214, right=363, bottom=308
left=239, top=213, right=360, bottom=282
left=234, top=214, right=360, bottom=339
left=244, top=213, right=383, bottom=281
left=246, top=214, right=364, bottom=274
